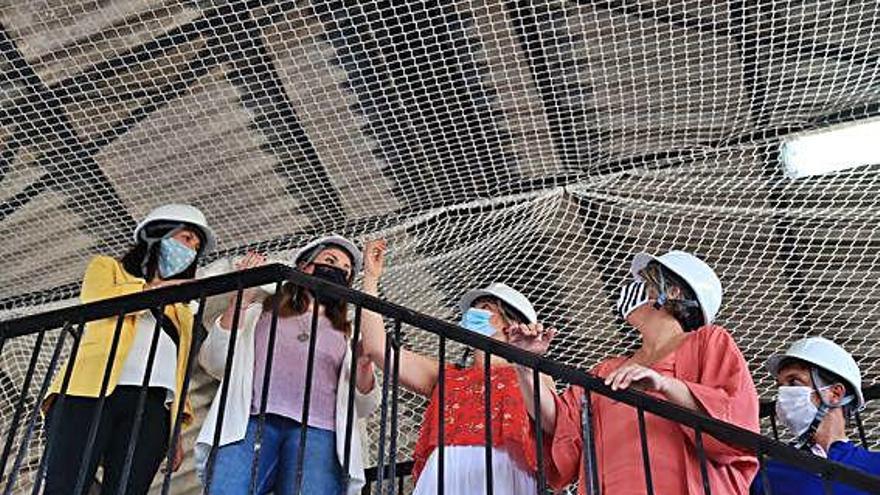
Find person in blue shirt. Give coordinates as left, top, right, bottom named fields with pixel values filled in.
left=752, top=336, right=880, bottom=495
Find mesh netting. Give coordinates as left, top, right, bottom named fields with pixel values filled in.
left=1, top=0, right=879, bottom=493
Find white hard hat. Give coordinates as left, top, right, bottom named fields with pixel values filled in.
left=458, top=283, right=537, bottom=324
left=631, top=250, right=722, bottom=326
left=292, top=234, right=363, bottom=275
left=767, top=336, right=864, bottom=410
left=133, top=204, right=216, bottom=253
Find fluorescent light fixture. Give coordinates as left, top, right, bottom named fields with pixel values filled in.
left=779, top=118, right=880, bottom=179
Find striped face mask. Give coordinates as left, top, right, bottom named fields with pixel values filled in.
left=616, top=281, right=651, bottom=320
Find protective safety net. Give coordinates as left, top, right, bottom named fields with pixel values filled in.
left=1, top=0, right=879, bottom=493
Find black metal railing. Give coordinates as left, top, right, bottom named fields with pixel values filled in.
left=0, top=263, right=879, bottom=494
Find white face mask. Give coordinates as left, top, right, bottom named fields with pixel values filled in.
left=775, top=385, right=826, bottom=437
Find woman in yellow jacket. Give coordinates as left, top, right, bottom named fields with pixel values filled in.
left=42, top=204, right=215, bottom=495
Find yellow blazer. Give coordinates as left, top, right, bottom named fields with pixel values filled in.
left=46, top=255, right=195, bottom=430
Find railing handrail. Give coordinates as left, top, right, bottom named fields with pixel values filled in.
left=0, top=264, right=288, bottom=338
left=3, top=264, right=880, bottom=491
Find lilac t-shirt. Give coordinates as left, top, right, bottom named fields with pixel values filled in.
left=250, top=310, right=347, bottom=431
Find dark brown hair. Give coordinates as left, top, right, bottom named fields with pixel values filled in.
left=262, top=282, right=351, bottom=336
left=119, top=222, right=205, bottom=281
left=640, top=263, right=704, bottom=331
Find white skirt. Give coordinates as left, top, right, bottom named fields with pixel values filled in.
left=413, top=445, right=537, bottom=495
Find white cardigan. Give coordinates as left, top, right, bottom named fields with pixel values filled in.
left=194, top=301, right=381, bottom=494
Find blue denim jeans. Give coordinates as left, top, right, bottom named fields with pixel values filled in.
left=205, top=415, right=343, bottom=495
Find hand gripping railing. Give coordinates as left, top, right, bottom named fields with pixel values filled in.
left=0, top=263, right=878, bottom=495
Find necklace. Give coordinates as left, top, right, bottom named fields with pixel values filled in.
left=297, top=316, right=311, bottom=342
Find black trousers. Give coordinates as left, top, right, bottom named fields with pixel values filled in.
left=44, top=386, right=170, bottom=495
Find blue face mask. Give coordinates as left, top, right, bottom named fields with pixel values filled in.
left=158, top=237, right=197, bottom=278
left=459, top=308, right=496, bottom=336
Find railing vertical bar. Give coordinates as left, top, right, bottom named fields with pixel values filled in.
left=4, top=323, right=69, bottom=495
left=532, top=366, right=546, bottom=494
left=204, top=287, right=245, bottom=494
left=437, top=334, right=446, bottom=495
left=161, top=295, right=208, bottom=495
left=581, top=391, right=600, bottom=495
left=822, top=476, right=834, bottom=495
left=116, top=306, right=166, bottom=494
left=72, top=311, right=127, bottom=495
left=375, top=328, right=393, bottom=493
left=0, top=328, right=46, bottom=480
left=769, top=407, right=779, bottom=442
left=342, top=305, right=363, bottom=490
left=694, top=427, right=712, bottom=495
left=251, top=281, right=283, bottom=495
left=387, top=320, right=402, bottom=495
left=483, top=351, right=494, bottom=495
left=758, top=453, right=773, bottom=495
left=32, top=319, right=85, bottom=495
left=854, top=409, right=868, bottom=448
left=636, top=408, right=655, bottom=495
left=398, top=471, right=404, bottom=494
left=293, top=294, right=322, bottom=495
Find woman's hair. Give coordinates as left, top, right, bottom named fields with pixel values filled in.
left=120, top=222, right=205, bottom=281
left=262, top=282, right=352, bottom=336
left=473, top=296, right=527, bottom=326
left=640, top=263, right=704, bottom=331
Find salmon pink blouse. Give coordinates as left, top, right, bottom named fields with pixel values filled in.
left=546, top=326, right=760, bottom=495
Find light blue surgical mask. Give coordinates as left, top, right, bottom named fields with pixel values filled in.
left=158, top=237, right=197, bottom=278
left=459, top=308, right=496, bottom=336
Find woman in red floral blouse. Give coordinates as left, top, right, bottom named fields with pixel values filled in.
left=360, top=241, right=562, bottom=494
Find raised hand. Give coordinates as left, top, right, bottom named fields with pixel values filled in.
left=235, top=251, right=266, bottom=271
left=363, top=239, right=387, bottom=281
left=505, top=322, right=556, bottom=356
left=233, top=251, right=267, bottom=304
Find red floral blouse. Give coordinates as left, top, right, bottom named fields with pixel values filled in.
left=411, top=363, right=539, bottom=481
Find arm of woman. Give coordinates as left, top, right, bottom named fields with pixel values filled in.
left=352, top=344, right=381, bottom=417
left=354, top=347, right=376, bottom=394
left=675, top=327, right=760, bottom=462
left=198, top=314, right=234, bottom=380
left=515, top=366, right=559, bottom=434
left=507, top=323, right=559, bottom=433
left=543, top=386, right=586, bottom=489
left=605, top=363, right=707, bottom=413
left=360, top=240, right=439, bottom=397
left=80, top=255, right=149, bottom=303
left=506, top=323, right=583, bottom=489
left=360, top=279, right=439, bottom=397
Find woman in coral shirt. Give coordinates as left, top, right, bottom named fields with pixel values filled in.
left=511, top=250, right=760, bottom=495
left=360, top=241, right=564, bottom=494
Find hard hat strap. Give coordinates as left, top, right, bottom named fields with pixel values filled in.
left=810, top=367, right=855, bottom=410
left=651, top=265, right=701, bottom=310
left=652, top=266, right=668, bottom=310
left=792, top=368, right=855, bottom=449
left=793, top=401, right=830, bottom=450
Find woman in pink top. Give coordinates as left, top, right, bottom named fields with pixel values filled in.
left=196, top=235, right=380, bottom=495
left=510, top=250, right=760, bottom=494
